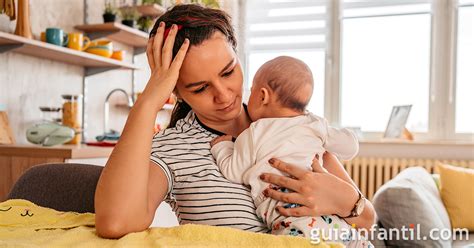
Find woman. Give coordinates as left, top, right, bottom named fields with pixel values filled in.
left=95, top=4, right=376, bottom=239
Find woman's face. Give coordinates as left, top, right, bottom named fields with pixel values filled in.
left=175, top=32, right=244, bottom=124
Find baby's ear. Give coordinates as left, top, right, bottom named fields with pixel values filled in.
left=261, top=87, right=270, bottom=105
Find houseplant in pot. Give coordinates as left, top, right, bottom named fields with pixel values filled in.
left=103, top=1, right=117, bottom=23
left=120, top=6, right=140, bottom=28
left=141, top=0, right=162, bottom=5
left=137, top=16, right=153, bottom=33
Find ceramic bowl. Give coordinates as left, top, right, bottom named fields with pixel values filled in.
left=85, top=40, right=113, bottom=58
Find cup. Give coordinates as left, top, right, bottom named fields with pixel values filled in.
left=67, top=33, right=91, bottom=51
left=111, top=50, right=125, bottom=61
left=46, top=28, right=68, bottom=46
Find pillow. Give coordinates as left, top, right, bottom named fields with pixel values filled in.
left=437, top=163, right=474, bottom=231
left=372, top=167, right=451, bottom=248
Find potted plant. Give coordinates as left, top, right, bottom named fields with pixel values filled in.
left=142, top=0, right=162, bottom=5
left=120, top=6, right=140, bottom=28
left=137, top=16, right=153, bottom=33
left=190, top=0, right=220, bottom=8
left=103, top=1, right=117, bottom=23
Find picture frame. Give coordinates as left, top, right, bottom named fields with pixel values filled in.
left=383, top=105, right=412, bottom=139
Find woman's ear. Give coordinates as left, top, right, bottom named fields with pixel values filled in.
left=173, top=89, right=182, bottom=101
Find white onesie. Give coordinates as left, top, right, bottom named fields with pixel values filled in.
left=211, top=113, right=371, bottom=247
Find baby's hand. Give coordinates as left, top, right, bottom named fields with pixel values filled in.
left=210, top=135, right=233, bottom=147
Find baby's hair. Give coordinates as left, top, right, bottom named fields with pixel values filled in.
left=255, top=56, right=314, bottom=112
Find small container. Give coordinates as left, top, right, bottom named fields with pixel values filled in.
left=62, top=95, right=83, bottom=144
left=39, top=106, right=62, bottom=123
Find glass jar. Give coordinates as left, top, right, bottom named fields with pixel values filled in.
left=62, top=94, right=83, bottom=144
left=39, top=106, right=61, bottom=123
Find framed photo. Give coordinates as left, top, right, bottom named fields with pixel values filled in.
left=383, top=105, right=412, bottom=139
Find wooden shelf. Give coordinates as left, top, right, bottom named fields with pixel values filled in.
left=0, top=31, right=139, bottom=74
left=136, top=4, right=166, bottom=17
left=75, top=22, right=148, bottom=48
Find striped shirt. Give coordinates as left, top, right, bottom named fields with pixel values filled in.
left=150, top=110, right=269, bottom=233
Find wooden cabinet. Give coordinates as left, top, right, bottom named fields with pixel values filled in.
left=0, top=145, right=112, bottom=201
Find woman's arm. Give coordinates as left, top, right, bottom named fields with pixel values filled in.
left=319, top=152, right=376, bottom=231
left=95, top=23, right=189, bottom=238
left=260, top=154, right=376, bottom=231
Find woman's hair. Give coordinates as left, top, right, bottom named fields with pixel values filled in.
left=149, top=4, right=237, bottom=128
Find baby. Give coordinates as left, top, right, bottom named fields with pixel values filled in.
left=210, top=56, right=370, bottom=247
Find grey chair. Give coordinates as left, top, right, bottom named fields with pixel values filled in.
left=7, top=163, right=103, bottom=213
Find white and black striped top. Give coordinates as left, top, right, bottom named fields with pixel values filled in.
left=150, top=110, right=269, bottom=233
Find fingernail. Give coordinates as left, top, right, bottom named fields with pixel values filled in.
left=259, top=174, right=265, bottom=180
left=263, top=190, right=268, bottom=196
left=268, top=158, right=274, bottom=164
left=160, top=21, right=164, bottom=27
left=172, top=24, right=177, bottom=29
left=315, top=154, right=319, bottom=160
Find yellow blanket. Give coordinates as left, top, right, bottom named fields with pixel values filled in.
left=0, top=199, right=342, bottom=247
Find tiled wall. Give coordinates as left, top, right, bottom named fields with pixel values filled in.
left=0, top=0, right=166, bottom=143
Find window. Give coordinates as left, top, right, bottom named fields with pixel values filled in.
left=455, top=1, right=474, bottom=133
left=243, top=0, right=472, bottom=140
left=245, top=0, right=329, bottom=116
left=340, top=1, right=432, bottom=132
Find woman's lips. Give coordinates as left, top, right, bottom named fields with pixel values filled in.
left=218, top=98, right=236, bottom=112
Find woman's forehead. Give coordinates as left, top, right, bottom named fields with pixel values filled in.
left=180, top=33, right=236, bottom=81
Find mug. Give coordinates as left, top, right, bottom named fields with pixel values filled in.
left=46, top=28, right=68, bottom=46
left=67, top=33, right=91, bottom=51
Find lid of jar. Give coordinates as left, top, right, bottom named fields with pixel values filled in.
left=62, top=94, right=83, bottom=100
left=39, top=106, right=61, bottom=112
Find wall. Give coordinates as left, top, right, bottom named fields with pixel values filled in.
left=0, top=0, right=161, bottom=144
left=0, top=0, right=243, bottom=144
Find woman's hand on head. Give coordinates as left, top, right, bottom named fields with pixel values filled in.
left=259, top=155, right=359, bottom=218
left=146, top=22, right=190, bottom=88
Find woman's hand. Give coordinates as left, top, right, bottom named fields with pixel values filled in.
left=259, top=156, right=359, bottom=218
left=139, top=22, right=189, bottom=112
left=210, top=135, right=233, bottom=147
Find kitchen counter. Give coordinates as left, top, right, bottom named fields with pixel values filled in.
left=0, top=144, right=113, bottom=201
left=0, top=144, right=113, bottom=159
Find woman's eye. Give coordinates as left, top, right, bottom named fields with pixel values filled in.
left=222, top=69, right=234, bottom=77
left=193, top=85, right=208, bottom=94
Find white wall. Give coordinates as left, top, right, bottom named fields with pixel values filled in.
left=0, top=0, right=156, bottom=143
left=0, top=0, right=244, bottom=144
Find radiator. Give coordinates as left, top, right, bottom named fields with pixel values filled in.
left=342, top=157, right=474, bottom=200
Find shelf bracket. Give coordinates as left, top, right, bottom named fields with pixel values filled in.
left=133, top=47, right=146, bottom=56
left=85, top=67, right=120, bottom=77
left=0, top=44, right=24, bottom=53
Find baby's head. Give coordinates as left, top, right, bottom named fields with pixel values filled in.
left=247, top=56, right=314, bottom=121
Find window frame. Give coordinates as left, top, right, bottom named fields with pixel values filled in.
left=243, top=0, right=474, bottom=141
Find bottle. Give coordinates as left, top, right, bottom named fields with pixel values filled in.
left=62, top=95, right=83, bottom=144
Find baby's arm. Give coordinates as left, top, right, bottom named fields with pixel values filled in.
left=210, top=129, right=255, bottom=184
left=323, top=120, right=359, bottom=160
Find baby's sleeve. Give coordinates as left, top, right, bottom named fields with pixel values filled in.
left=322, top=119, right=359, bottom=160
left=210, top=128, right=255, bottom=185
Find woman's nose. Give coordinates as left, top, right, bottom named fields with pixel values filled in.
left=214, top=84, right=233, bottom=104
